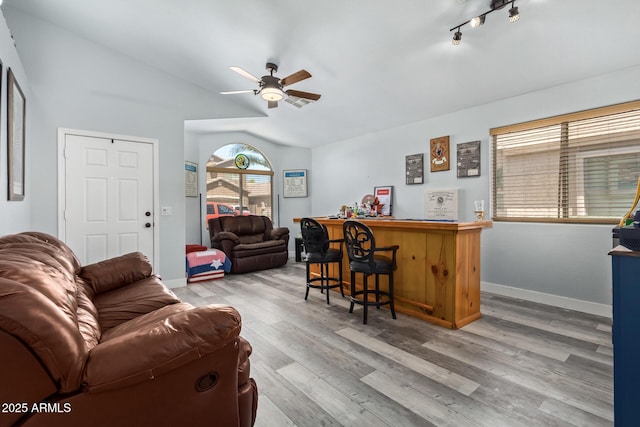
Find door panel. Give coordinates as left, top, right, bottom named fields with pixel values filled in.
left=64, top=134, right=154, bottom=266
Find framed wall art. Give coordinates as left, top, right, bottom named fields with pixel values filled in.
left=374, top=186, right=393, bottom=216
left=283, top=169, right=307, bottom=198
left=405, top=153, right=424, bottom=185
left=7, top=67, right=26, bottom=201
left=457, top=140, right=481, bottom=178
left=184, top=161, right=198, bottom=197
left=430, top=135, right=450, bottom=172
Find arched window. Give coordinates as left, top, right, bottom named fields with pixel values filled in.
left=205, top=144, right=274, bottom=226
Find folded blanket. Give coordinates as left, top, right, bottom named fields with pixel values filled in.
left=186, top=249, right=232, bottom=283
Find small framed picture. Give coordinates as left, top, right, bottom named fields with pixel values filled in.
left=374, top=186, right=393, bottom=216
left=8, top=67, right=26, bottom=201
left=283, top=169, right=307, bottom=198
left=430, top=135, right=450, bottom=172
left=457, top=140, right=481, bottom=178
left=405, top=153, right=424, bottom=185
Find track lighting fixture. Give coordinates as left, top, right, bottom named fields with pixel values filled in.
left=449, top=0, right=520, bottom=45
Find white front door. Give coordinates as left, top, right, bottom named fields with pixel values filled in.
left=61, top=133, right=156, bottom=266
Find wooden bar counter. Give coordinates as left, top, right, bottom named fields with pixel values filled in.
left=295, top=217, right=492, bottom=329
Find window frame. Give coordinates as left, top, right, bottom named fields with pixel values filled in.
left=491, top=100, right=640, bottom=224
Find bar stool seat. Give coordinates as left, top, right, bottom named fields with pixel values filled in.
left=343, top=220, right=398, bottom=324
left=300, top=217, right=344, bottom=304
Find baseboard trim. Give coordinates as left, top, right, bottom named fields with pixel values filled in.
left=165, top=277, right=187, bottom=289
left=482, top=281, right=612, bottom=319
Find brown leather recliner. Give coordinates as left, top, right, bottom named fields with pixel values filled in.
left=0, top=232, right=257, bottom=427
left=209, top=216, right=289, bottom=274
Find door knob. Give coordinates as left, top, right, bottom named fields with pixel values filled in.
left=145, top=211, right=151, bottom=217
left=145, top=223, right=151, bottom=228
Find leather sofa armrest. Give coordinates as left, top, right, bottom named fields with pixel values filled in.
left=84, top=305, right=242, bottom=393
left=212, top=231, right=241, bottom=255
left=80, top=252, right=153, bottom=295
left=212, top=231, right=241, bottom=245
left=268, top=227, right=290, bottom=241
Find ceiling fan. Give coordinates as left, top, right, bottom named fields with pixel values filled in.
left=221, top=62, right=321, bottom=109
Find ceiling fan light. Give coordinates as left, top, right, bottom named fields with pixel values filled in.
left=261, top=87, right=284, bottom=102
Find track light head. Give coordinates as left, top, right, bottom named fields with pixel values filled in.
left=452, top=30, right=462, bottom=45
left=470, top=15, right=486, bottom=28
left=508, top=4, right=520, bottom=22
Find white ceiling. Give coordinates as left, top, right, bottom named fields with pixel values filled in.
left=4, top=0, right=640, bottom=148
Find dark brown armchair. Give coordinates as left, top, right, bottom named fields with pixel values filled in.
left=208, top=216, right=289, bottom=274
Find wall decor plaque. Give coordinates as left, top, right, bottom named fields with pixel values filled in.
left=457, top=140, right=481, bottom=178
left=430, top=135, right=450, bottom=172
left=405, top=153, right=424, bottom=185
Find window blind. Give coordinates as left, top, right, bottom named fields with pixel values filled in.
left=491, top=101, right=640, bottom=223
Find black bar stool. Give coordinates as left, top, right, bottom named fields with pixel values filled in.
left=300, top=217, right=344, bottom=304
left=342, top=220, right=398, bottom=324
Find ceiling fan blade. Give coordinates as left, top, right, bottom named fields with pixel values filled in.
left=281, top=69, right=311, bottom=87
left=229, top=66, right=261, bottom=83
left=286, top=89, right=321, bottom=101
left=268, top=100, right=278, bottom=109
left=220, top=90, right=255, bottom=95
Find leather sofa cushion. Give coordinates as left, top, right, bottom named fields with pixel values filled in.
left=232, top=240, right=287, bottom=258
left=0, top=278, right=87, bottom=393
left=80, top=252, right=154, bottom=296
left=83, top=304, right=242, bottom=392
left=0, top=243, right=78, bottom=308
left=93, top=276, right=181, bottom=332
left=101, top=302, right=194, bottom=342
left=238, top=233, right=266, bottom=245
left=0, top=232, right=81, bottom=274
left=219, top=216, right=269, bottom=237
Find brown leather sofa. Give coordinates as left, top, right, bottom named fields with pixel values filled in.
left=208, top=216, right=289, bottom=274
left=0, top=232, right=257, bottom=427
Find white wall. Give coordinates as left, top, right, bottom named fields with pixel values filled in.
left=312, top=65, right=640, bottom=314
left=196, top=131, right=311, bottom=248
left=0, top=14, right=31, bottom=235
left=4, top=8, right=261, bottom=284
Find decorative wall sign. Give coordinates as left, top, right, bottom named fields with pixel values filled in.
left=405, top=153, right=424, bottom=185
left=234, top=153, right=250, bottom=169
left=283, top=169, right=307, bottom=198
left=430, top=135, right=450, bottom=172
left=374, top=186, right=393, bottom=216
left=457, top=140, right=481, bottom=178
left=424, top=189, right=459, bottom=221
left=185, top=161, right=198, bottom=197
left=8, top=67, right=25, bottom=201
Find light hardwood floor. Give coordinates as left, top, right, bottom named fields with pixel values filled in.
left=173, top=260, right=613, bottom=427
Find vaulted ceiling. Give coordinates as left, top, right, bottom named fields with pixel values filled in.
left=4, top=0, right=640, bottom=148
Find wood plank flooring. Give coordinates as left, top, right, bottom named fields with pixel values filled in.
left=173, top=260, right=613, bottom=427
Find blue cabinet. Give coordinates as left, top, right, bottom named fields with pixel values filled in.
left=610, top=246, right=640, bottom=426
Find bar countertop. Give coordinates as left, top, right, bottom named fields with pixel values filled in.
left=294, top=217, right=493, bottom=231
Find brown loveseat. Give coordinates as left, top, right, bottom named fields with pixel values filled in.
left=0, top=232, right=257, bottom=427
left=208, top=216, right=289, bottom=274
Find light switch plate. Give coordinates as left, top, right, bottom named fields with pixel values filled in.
left=161, top=206, right=172, bottom=216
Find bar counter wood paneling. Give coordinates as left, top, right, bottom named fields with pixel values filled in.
left=294, top=218, right=492, bottom=329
